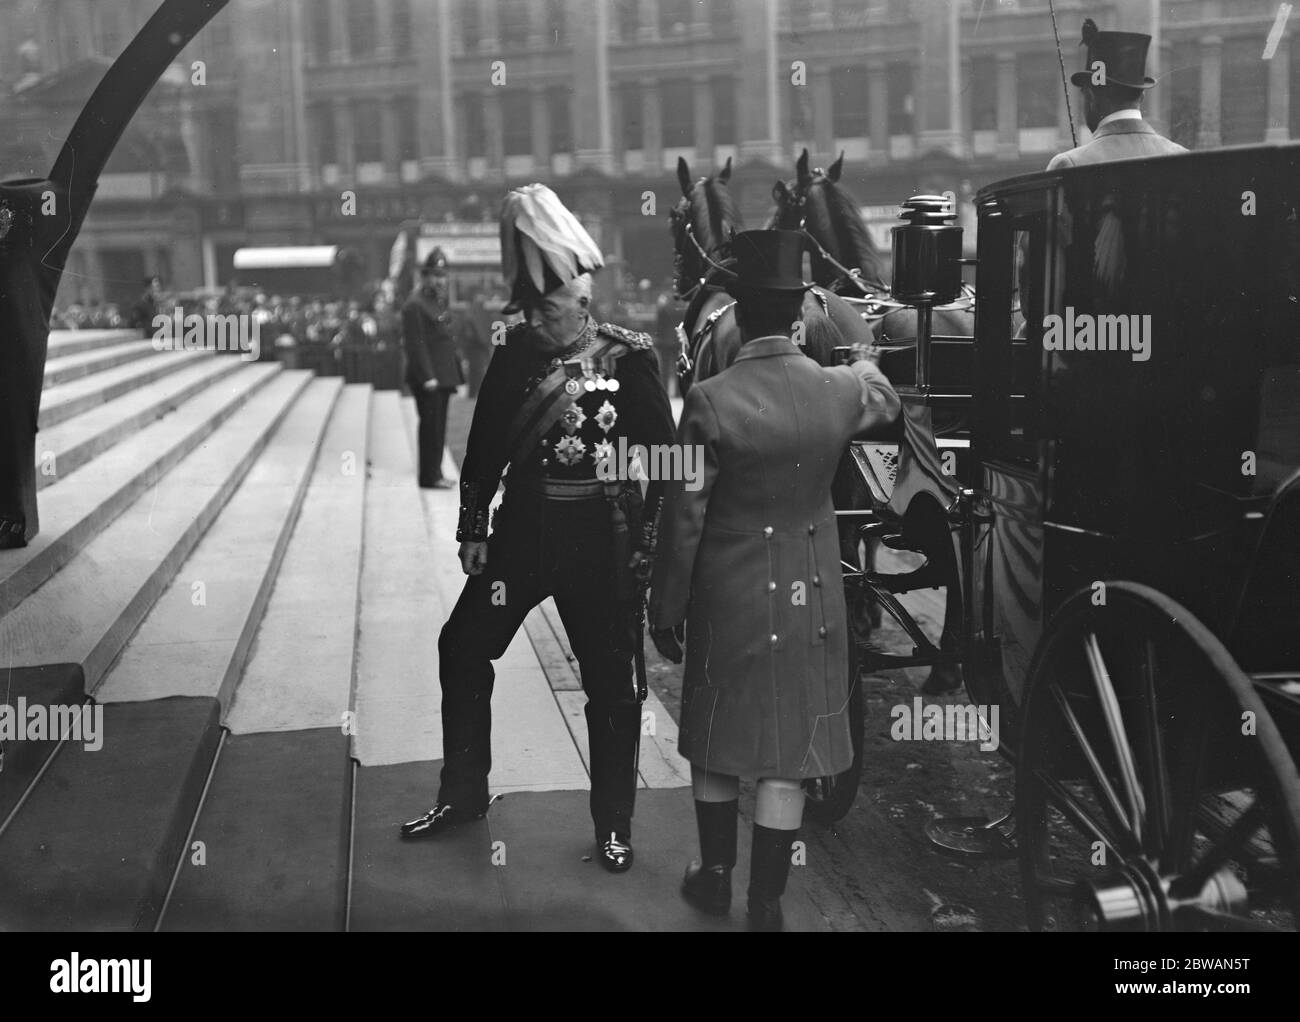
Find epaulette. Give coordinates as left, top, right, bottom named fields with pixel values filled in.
left=597, top=322, right=653, bottom=351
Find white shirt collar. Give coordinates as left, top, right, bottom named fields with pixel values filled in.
left=1098, top=109, right=1143, bottom=128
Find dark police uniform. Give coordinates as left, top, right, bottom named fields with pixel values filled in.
left=439, top=317, right=675, bottom=840
left=402, top=289, right=473, bottom=487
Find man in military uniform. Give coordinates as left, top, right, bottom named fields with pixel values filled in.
left=1048, top=18, right=1187, bottom=170
left=401, top=184, right=675, bottom=873
left=403, top=248, right=474, bottom=489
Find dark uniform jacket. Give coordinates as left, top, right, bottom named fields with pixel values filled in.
left=402, top=290, right=471, bottom=391
left=456, top=321, right=675, bottom=544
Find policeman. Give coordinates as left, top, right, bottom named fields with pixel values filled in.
left=1049, top=18, right=1187, bottom=170
left=401, top=184, right=675, bottom=873
left=402, top=248, right=474, bottom=489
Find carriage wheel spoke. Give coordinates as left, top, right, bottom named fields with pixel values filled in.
left=1034, top=768, right=1123, bottom=854
left=1176, top=906, right=1280, bottom=933
left=1165, top=682, right=1210, bottom=873
left=1048, top=684, right=1140, bottom=855
left=1137, top=639, right=1170, bottom=858
left=1083, top=632, right=1146, bottom=845
left=1170, top=800, right=1267, bottom=901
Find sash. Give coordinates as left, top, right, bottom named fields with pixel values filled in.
left=502, top=336, right=619, bottom=470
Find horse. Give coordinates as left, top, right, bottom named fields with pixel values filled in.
left=670, top=156, right=877, bottom=398
left=769, top=149, right=967, bottom=696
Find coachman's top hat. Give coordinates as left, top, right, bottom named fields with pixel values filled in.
left=1071, top=18, right=1156, bottom=91
left=421, top=247, right=449, bottom=275
left=724, top=229, right=813, bottom=296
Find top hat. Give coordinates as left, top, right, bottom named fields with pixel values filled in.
left=421, top=247, right=449, bottom=275
left=1070, top=18, right=1156, bottom=90
left=724, top=229, right=812, bottom=296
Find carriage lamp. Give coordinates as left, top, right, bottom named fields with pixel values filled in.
left=891, top=196, right=965, bottom=393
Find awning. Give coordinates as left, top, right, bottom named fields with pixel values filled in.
left=233, top=246, right=340, bottom=270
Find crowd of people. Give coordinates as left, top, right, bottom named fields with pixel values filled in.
left=50, top=275, right=685, bottom=399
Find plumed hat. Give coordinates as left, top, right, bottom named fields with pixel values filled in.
left=499, top=183, right=604, bottom=314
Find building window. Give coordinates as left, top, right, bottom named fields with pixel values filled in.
left=831, top=66, right=869, bottom=137
left=499, top=0, right=530, bottom=48
left=1291, top=34, right=1300, bottom=139
left=460, top=0, right=481, bottom=51
left=614, top=0, right=639, bottom=41
left=310, top=2, right=332, bottom=62
left=1222, top=37, right=1268, bottom=144
left=713, top=77, right=736, bottom=144
left=392, top=0, right=413, bottom=58
left=396, top=96, right=419, bottom=161
left=464, top=96, right=486, bottom=158
left=660, top=0, right=692, bottom=36
left=502, top=91, right=532, bottom=155
left=662, top=80, right=695, bottom=147
left=550, top=88, right=572, bottom=152
left=354, top=100, right=383, bottom=163
left=545, top=0, right=567, bottom=44
left=208, top=107, right=239, bottom=192
left=1017, top=54, right=1058, bottom=128
left=967, top=57, right=997, bottom=131
left=710, top=0, right=735, bottom=34
left=93, top=7, right=124, bottom=56
left=887, top=63, right=913, bottom=135
left=312, top=102, right=337, bottom=166
left=833, top=0, right=869, bottom=29
left=347, top=0, right=377, bottom=60
left=620, top=82, right=644, bottom=150
left=206, top=17, right=234, bottom=69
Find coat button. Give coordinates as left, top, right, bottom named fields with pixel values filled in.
left=541, top=458, right=549, bottom=467
left=768, top=581, right=776, bottom=592
left=813, top=575, right=821, bottom=586
left=818, top=626, right=827, bottom=637
left=763, top=526, right=773, bottom=538
left=770, top=634, right=779, bottom=644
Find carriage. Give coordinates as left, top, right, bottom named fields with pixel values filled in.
left=793, top=142, right=1300, bottom=932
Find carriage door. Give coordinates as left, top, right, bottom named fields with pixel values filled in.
left=970, top=184, right=1054, bottom=708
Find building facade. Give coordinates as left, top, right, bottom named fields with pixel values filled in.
left=0, top=0, right=1291, bottom=307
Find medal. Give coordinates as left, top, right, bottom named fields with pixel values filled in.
left=584, top=378, right=597, bottom=392
left=565, top=378, right=580, bottom=395
left=607, top=378, right=620, bottom=393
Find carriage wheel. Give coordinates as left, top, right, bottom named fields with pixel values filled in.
left=802, top=620, right=867, bottom=824
left=1017, top=582, right=1300, bottom=932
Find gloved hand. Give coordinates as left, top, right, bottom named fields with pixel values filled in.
left=650, top=623, right=684, bottom=664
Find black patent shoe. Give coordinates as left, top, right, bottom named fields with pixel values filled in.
left=598, top=832, right=634, bottom=873
left=682, top=861, right=732, bottom=915
left=747, top=895, right=784, bottom=932
left=399, top=802, right=486, bottom=839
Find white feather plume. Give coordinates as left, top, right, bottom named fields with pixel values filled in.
left=500, top=183, right=604, bottom=296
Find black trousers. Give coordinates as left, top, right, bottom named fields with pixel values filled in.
left=438, top=492, right=641, bottom=836
left=412, top=385, right=453, bottom=486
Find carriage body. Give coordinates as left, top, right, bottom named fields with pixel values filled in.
left=967, top=144, right=1300, bottom=716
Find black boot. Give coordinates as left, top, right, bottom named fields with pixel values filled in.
left=681, top=799, right=737, bottom=915
left=748, top=824, right=797, bottom=932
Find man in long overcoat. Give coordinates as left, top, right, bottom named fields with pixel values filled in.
left=648, top=229, right=901, bottom=929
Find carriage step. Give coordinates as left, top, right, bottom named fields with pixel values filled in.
left=864, top=564, right=944, bottom=593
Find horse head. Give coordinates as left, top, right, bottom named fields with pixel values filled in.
left=769, top=148, right=885, bottom=292
left=669, top=155, right=743, bottom=299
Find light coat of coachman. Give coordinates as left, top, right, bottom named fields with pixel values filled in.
left=650, top=336, right=900, bottom=779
